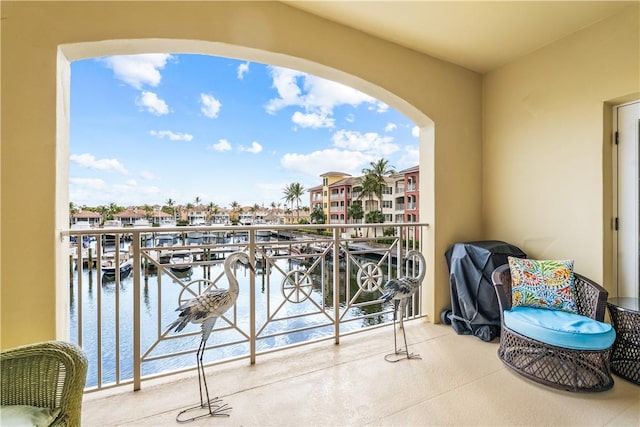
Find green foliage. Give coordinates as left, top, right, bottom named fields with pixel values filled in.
left=310, top=205, right=326, bottom=224
left=347, top=202, right=364, bottom=222
left=365, top=209, right=384, bottom=224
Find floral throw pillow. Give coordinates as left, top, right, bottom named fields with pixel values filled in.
left=508, top=257, right=577, bottom=313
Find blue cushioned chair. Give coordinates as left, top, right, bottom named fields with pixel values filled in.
left=491, top=264, right=615, bottom=392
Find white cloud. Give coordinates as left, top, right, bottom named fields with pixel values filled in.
left=200, top=93, right=222, bottom=118
left=239, top=141, right=263, bottom=154
left=100, top=54, right=173, bottom=89
left=412, top=125, right=420, bottom=138
left=210, top=139, right=232, bottom=152
left=136, top=91, right=169, bottom=115
left=331, top=130, right=399, bottom=156
left=300, top=74, right=376, bottom=111
left=237, top=62, right=250, bottom=79
left=281, top=149, right=374, bottom=177
left=384, top=122, right=397, bottom=132
left=149, top=130, right=193, bottom=141
left=291, top=111, right=335, bottom=129
left=264, top=67, right=303, bottom=114
left=139, top=170, right=159, bottom=180
left=345, top=114, right=355, bottom=123
left=264, top=66, right=380, bottom=126
left=70, top=153, right=128, bottom=174
left=374, top=102, right=389, bottom=113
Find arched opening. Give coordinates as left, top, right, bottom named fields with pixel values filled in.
left=57, top=40, right=436, bottom=371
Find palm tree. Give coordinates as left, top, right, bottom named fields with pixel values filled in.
left=348, top=202, right=364, bottom=224
left=359, top=158, right=395, bottom=214
left=249, top=203, right=260, bottom=224
left=310, top=205, right=326, bottom=224
left=362, top=158, right=396, bottom=181
left=69, top=202, right=79, bottom=226
left=194, top=196, right=201, bottom=207
left=230, top=201, right=240, bottom=224
left=282, top=182, right=306, bottom=220
left=207, top=202, right=219, bottom=224
left=365, top=209, right=385, bottom=237
left=166, top=198, right=176, bottom=221
left=356, top=173, right=379, bottom=213
left=143, top=204, right=153, bottom=220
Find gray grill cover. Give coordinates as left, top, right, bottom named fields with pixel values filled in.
left=445, top=241, right=526, bottom=342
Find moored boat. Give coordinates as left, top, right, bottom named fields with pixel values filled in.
left=169, top=249, right=194, bottom=273
left=101, top=250, right=133, bottom=279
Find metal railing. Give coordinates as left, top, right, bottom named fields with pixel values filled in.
left=62, top=223, right=428, bottom=392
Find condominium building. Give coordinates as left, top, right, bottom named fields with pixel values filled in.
left=309, top=166, right=420, bottom=225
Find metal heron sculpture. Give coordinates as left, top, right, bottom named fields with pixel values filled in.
left=381, top=249, right=426, bottom=362
left=168, top=251, right=254, bottom=422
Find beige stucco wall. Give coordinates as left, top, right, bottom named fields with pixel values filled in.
left=1, top=1, right=483, bottom=349
left=483, top=5, right=640, bottom=288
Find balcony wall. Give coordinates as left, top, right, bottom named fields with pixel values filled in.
left=483, top=5, right=639, bottom=287
left=1, top=1, right=484, bottom=348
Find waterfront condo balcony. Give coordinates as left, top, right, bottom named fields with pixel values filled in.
left=67, top=224, right=426, bottom=392
left=66, top=224, right=639, bottom=425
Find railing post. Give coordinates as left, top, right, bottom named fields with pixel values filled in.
left=249, top=229, right=256, bottom=364
left=132, top=231, right=142, bottom=391
left=333, top=227, right=340, bottom=344
left=76, top=241, right=83, bottom=347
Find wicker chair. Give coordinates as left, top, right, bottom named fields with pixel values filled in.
left=491, top=264, right=614, bottom=392
left=1, top=341, right=88, bottom=426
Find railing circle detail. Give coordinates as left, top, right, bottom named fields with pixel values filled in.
left=282, top=269, right=314, bottom=303
left=357, top=262, right=384, bottom=292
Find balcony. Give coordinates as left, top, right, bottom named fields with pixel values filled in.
left=65, top=223, right=427, bottom=392
left=80, top=320, right=639, bottom=425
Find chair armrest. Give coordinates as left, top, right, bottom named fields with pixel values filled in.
left=573, top=273, right=608, bottom=321
left=1, top=341, right=88, bottom=427
left=491, top=264, right=512, bottom=321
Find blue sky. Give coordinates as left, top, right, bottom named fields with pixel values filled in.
left=70, top=53, right=419, bottom=208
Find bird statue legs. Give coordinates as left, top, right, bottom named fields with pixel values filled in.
left=176, top=338, right=231, bottom=423
left=385, top=300, right=421, bottom=363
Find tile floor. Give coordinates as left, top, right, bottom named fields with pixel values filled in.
left=82, top=321, right=639, bottom=426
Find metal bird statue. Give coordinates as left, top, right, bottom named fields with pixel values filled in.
left=381, top=249, right=426, bottom=362
left=168, top=251, right=254, bottom=422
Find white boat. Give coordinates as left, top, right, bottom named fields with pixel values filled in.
left=186, top=230, right=205, bottom=245
left=101, top=250, right=133, bottom=279
left=256, top=229, right=273, bottom=242
left=169, top=249, right=194, bottom=273
left=153, top=234, right=178, bottom=263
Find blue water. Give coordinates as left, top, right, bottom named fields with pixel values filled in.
left=70, top=253, right=394, bottom=388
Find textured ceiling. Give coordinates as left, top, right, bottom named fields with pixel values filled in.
left=283, top=1, right=633, bottom=73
